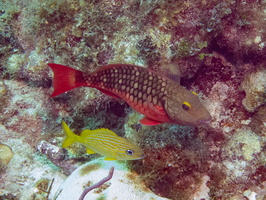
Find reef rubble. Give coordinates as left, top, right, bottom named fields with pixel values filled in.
left=0, top=0, right=266, bottom=200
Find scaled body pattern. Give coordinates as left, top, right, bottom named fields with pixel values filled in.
left=49, top=63, right=211, bottom=126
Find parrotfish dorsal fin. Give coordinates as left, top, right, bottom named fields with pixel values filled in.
left=167, top=73, right=180, bottom=83
left=164, top=63, right=180, bottom=83
left=93, top=64, right=122, bottom=73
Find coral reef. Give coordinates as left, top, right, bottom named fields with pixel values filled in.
left=0, top=0, right=266, bottom=200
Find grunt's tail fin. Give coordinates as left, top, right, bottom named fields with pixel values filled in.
left=48, top=63, right=85, bottom=97
left=61, top=121, right=78, bottom=148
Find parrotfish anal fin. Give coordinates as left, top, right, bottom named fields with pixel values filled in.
left=104, top=157, right=117, bottom=161
left=140, top=117, right=162, bottom=126
left=98, top=89, right=120, bottom=98
left=86, top=148, right=96, bottom=154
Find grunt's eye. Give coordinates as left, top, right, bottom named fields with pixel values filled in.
left=126, top=149, right=134, bottom=155
left=182, top=102, right=191, bottom=111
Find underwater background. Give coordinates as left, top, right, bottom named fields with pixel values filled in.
left=0, top=0, right=266, bottom=199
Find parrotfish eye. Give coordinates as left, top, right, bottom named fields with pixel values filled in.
left=192, top=91, right=198, bottom=96
left=182, top=102, right=191, bottom=111
left=126, top=149, right=134, bottom=156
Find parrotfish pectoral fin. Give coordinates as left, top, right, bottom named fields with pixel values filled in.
left=104, top=157, right=117, bottom=161
left=86, top=148, right=96, bottom=154
left=140, top=117, right=163, bottom=126
left=48, top=63, right=85, bottom=97
left=61, top=121, right=77, bottom=148
left=148, top=103, right=166, bottom=116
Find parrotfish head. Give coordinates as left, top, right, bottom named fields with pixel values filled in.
left=165, top=86, right=212, bottom=126
left=115, top=138, right=144, bottom=160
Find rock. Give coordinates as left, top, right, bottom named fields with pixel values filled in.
left=241, top=69, right=266, bottom=112
left=54, top=158, right=169, bottom=200
left=0, top=143, right=14, bottom=171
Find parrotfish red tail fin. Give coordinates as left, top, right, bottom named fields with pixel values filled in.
left=61, top=121, right=77, bottom=148
left=48, top=63, right=85, bottom=97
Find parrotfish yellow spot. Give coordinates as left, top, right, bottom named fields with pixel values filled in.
left=182, top=102, right=191, bottom=111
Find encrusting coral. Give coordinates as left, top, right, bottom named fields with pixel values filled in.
left=0, top=0, right=266, bottom=200
left=241, top=68, right=266, bottom=112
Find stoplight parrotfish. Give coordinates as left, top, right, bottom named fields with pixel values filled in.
left=48, top=63, right=212, bottom=126
left=61, top=121, right=144, bottom=161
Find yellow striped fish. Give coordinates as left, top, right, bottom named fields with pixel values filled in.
left=61, top=121, right=144, bottom=161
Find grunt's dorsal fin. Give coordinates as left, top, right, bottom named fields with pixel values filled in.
left=80, top=128, right=117, bottom=137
